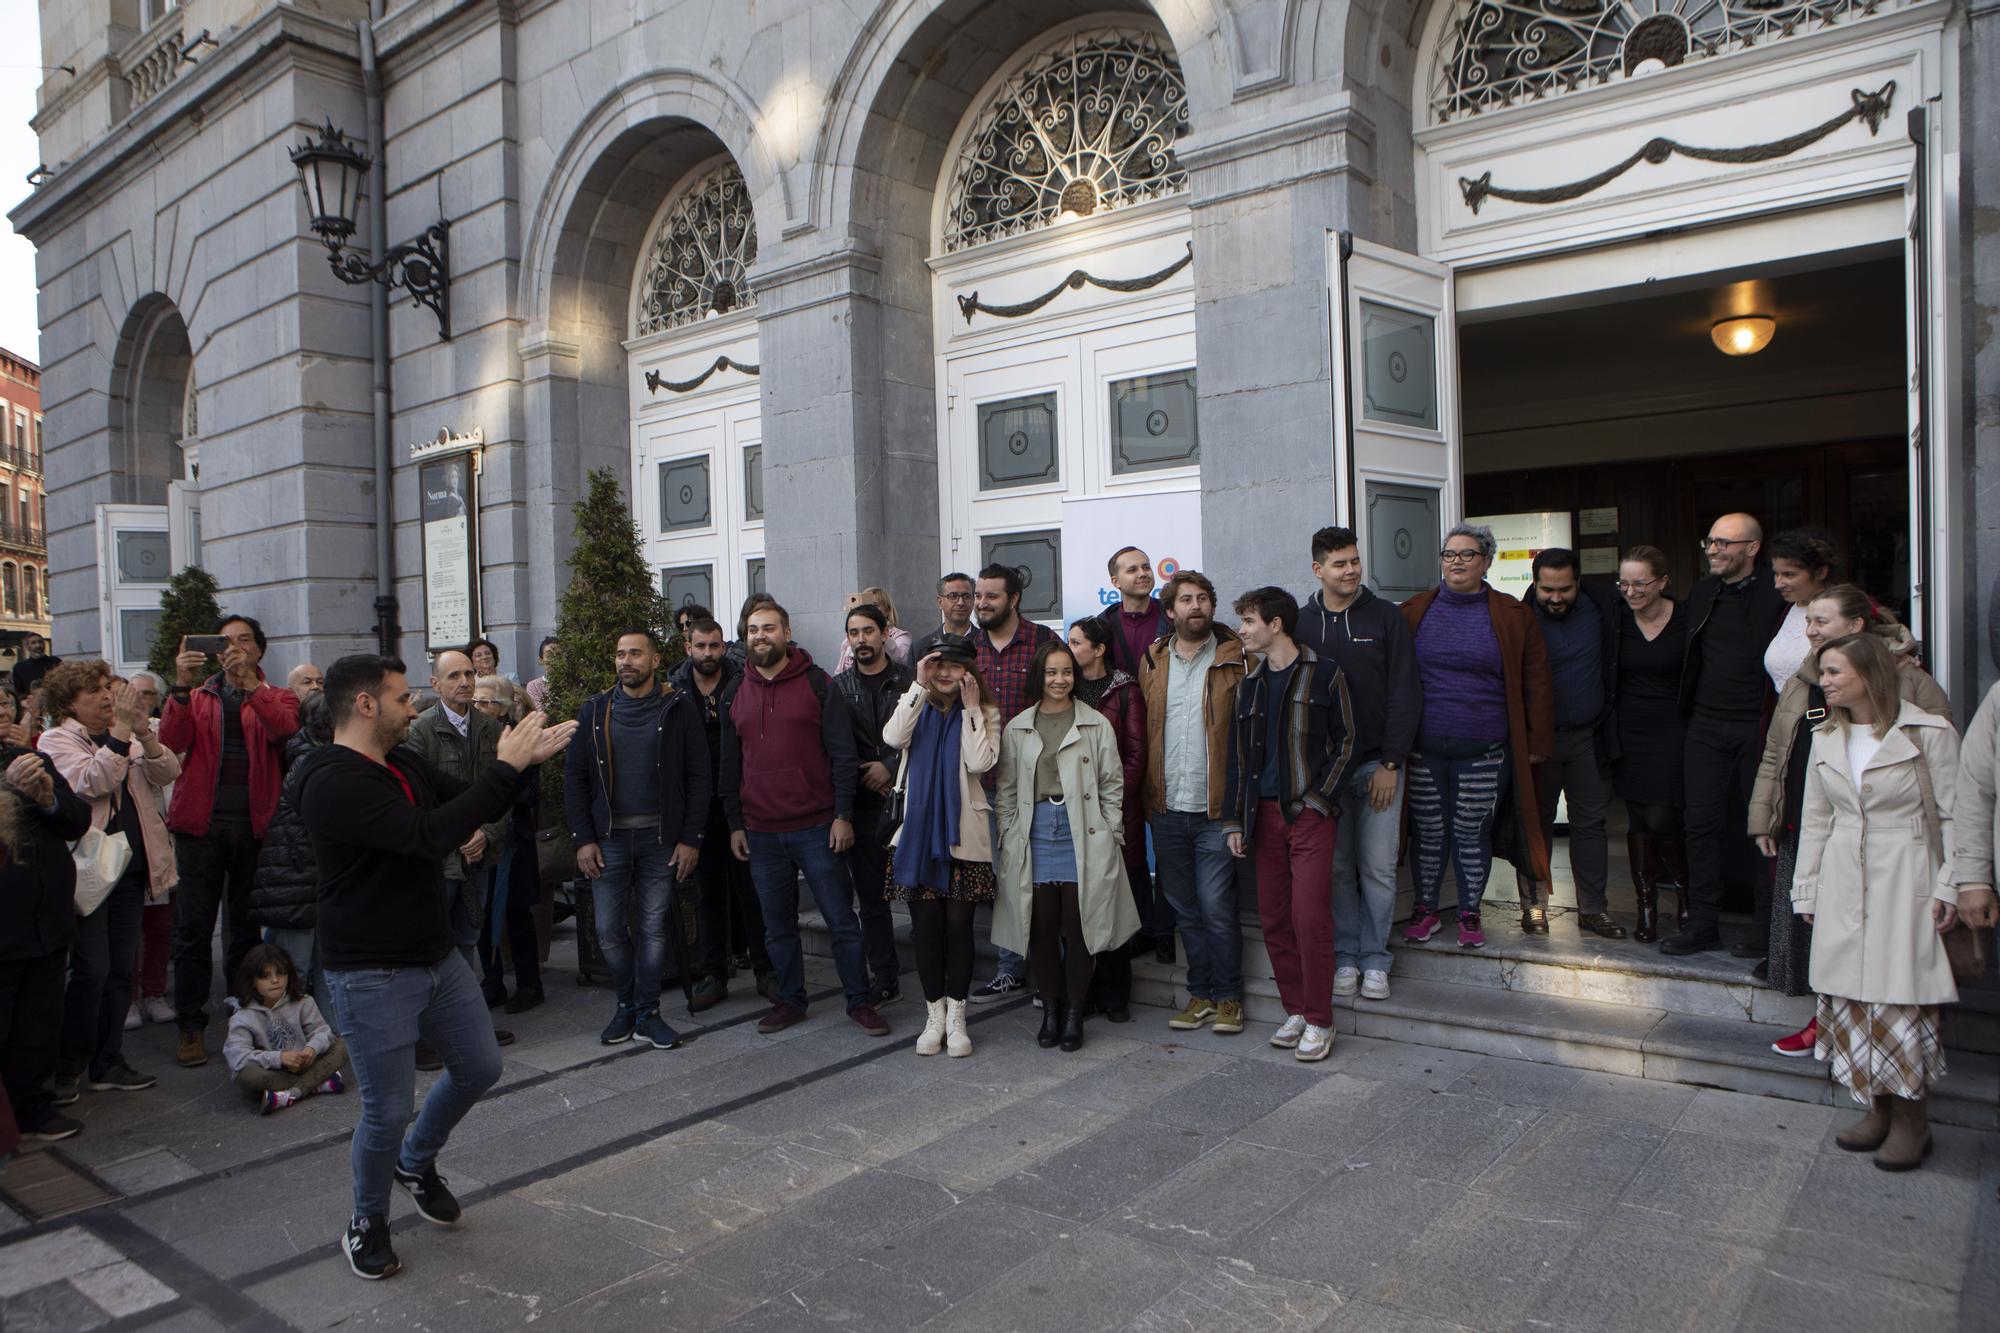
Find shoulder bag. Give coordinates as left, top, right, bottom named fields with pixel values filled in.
left=1909, top=726, right=1991, bottom=984
left=72, top=779, right=133, bottom=916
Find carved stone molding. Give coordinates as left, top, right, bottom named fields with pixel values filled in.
left=955, top=243, right=1193, bottom=324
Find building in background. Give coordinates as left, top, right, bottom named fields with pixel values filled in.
left=0, top=347, right=49, bottom=674
left=8, top=0, right=1997, bottom=702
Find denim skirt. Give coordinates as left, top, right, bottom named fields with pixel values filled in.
left=1029, top=800, right=1078, bottom=883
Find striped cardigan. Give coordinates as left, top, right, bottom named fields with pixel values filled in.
left=1221, top=645, right=1356, bottom=838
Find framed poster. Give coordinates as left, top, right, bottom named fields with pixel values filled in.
left=1465, top=511, right=1572, bottom=602
left=419, top=453, right=479, bottom=651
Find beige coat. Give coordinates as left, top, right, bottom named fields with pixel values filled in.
left=39, top=718, right=183, bottom=901
left=1748, top=623, right=1949, bottom=837
left=882, top=684, right=999, bottom=862
left=1792, top=701, right=1959, bottom=1007
left=992, top=701, right=1143, bottom=957
left=1950, top=680, right=2000, bottom=889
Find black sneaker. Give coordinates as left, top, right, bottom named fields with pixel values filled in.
left=968, top=974, right=1024, bottom=1005
left=344, top=1214, right=401, bottom=1280
left=88, top=1061, right=158, bottom=1092
left=19, top=1112, right=83, bottom=1142
left=503, top=988, right=545, bottom=1015
left=50, top=1073, right=80, bottom=1106
left=874, top=978, right=902, bottom=1007
left=414, top=1042, right=443, bottom=1072
left=393, top=1164, right=463, bottom=1226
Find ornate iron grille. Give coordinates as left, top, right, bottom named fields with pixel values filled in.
left=1431, top=0, right=1898, bottom=122
left=635, top=163, right=758, bottom=335
left=943, top=29, right=1190, bottom=253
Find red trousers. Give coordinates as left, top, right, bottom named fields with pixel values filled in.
left=135, top=901, right=172, bottom=998
left=1255, top=802, right=1337, bottom=1027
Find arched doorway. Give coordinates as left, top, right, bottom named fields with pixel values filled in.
left=928, top=19, right=1198, bottom=625
left=101, top=295, right=196, bottom=672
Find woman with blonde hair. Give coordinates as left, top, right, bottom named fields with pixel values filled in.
left=1791, top=630, right=1960, bottom=1171
left=835, top=587, right=914, bottom=671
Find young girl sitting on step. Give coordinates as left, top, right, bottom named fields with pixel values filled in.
left=223, top=943, right=348, bottom=1115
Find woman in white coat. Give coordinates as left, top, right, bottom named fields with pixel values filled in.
left=882, top=636, right=999, bottom=1057
left=1791, top=631, right=1961, bottom=1171
left=994, top=641, right=1142, bottom=1053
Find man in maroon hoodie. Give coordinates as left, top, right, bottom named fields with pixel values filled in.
left=720, top=603, right=886, bottom=1037
left=162, top=615, right=301, bottom=1067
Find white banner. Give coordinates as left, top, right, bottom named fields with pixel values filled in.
left=1464, top=510, right=1571, bottom=603
left=420, top=454, right=479, bottom=650
left=1058, top=490, right=1204, bottom=629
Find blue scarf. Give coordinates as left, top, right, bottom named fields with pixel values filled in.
left=891, top=700, right=963, bottom=891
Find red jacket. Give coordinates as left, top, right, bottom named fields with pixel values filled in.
left=159, top=673, right=302, bottom=838
left=1086, top=670, right=1148, bottom=862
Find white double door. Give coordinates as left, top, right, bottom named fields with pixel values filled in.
left=941, top=312, right=1198, bottom=626
left=634, top=384, right=764, bottom=620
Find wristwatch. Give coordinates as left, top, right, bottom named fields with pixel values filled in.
left=1379, top=760, right=1401, bottom=773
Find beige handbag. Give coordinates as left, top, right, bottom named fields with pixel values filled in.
left=1909, top=729, right=1991, bottom=985
left=72, top=785, right=133, bottom=916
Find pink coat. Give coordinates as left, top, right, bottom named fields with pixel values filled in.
left=39, top=718, right=183, bottom=902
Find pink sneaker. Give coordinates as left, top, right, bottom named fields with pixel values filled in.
left=1403, top=908, right=1443, bottom=943
left=1771, top=1019, right=1817, bottom=1058
left=316, top=1072, right=346, bottom=1095
left=260, top=1088, right=300, bottom=1116
left=1457, top=912, right=1486, bottom=949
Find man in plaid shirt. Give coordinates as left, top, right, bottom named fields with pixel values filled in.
left=964, top=562, right=1056, bottom=1002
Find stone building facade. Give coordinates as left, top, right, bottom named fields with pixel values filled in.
left=14, top=0, right=1999, bottom=701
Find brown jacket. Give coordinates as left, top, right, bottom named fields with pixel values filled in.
left=1401, top=585, right=1556, bottom=883
left=1139, top=630, right=1246, bottom=820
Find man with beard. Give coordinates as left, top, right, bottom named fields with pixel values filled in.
left=834, top=603, right=915, bottom=1004
left=965, top=563, right=1056, bottom=1003
left=563, top=630, right=709, bottom=1045
left=1094, top=546, right=1171, bottom=678
left=1519, top=549, right=1624, bottom=938
left=669, top=618, right=774, bottom=1009
left=301, top=654, right=573, bottom=1280
left=721, top=603, right=884, bottom=1036
left=1140, top=571, right=1248, bottom=1034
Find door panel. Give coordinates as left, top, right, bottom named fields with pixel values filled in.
left=635, top=387, right=762, bottom=618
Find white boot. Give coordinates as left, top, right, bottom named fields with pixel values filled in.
left=945, top=998, right=972, bottom=1058
left=915, top=999, right=946, bottom=1056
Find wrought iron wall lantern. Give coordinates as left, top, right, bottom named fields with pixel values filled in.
left=289, top=122, right=452, bottom=340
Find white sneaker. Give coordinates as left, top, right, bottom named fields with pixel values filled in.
left=1360, top=970, right=1391, bottom=1001
left=1296, top=1024, right=1334, bottom=1062
left=1332, top=967, right=1360, bottom=997
left=1270, top=1014, right=1307, bottom=1049
left=142, top=996, right=176, bottom=1024
left=124, top=1003, right=144, bottom=1031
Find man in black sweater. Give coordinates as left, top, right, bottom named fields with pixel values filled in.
left=300, top=654, right=574, bottom=1282
left=1661, top=513, right=1788, bottom=956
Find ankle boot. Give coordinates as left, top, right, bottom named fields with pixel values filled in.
left=1874, top=1095, right=1932, bottom=1172
left=915, top=999, right=946, bottom=1057
left=944, top=998, right=972, bottom=1058
left=1628, top=829, right=1660, bottom=944
left=1835, top=1095, right=1894, bottom=1152
left=1037, top=1001, right=1062, bottom=1049
left=1060, top=1001, right=1085, bottom=1052
left=1659, top=837, right=1692, bottom=932
left=1518, top=880, right=1549, bottom=935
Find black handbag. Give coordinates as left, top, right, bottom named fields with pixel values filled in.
left=879, top=751, right=908, bottom=845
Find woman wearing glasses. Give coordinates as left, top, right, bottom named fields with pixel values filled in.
left=1400, top=524, right=1554, bottom=948
left=1612, top=545, right=1688, bottom=942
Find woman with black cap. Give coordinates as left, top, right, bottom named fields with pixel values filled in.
left=882, top=635, right=1000, bottom=1057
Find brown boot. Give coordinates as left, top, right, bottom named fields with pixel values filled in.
left=1834, top=1095, right=1893, bottom=1152
left=1874, top=1096, right=1932, bottom=1172
left=1659, top=836, right=1692, bottom=932
left=176, top=1026, right=207, bottom=1068
left=1628, top=829, right=1659, bottom=944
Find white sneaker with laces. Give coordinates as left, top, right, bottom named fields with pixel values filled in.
left=1332, top=967, right=1360, bottom=997
left=1360, top=970, right=1391, bottom=1001
left=124, top=1003, right=144, bottom=1031
left=1269, top=1014, right=1307, bottom=1049
left=1296, top=1024, right=1334, bottom=1062
left=142, top=996, right=176, bottom=1024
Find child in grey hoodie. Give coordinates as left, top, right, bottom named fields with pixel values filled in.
left=224, top=942, right=348, bottom=1114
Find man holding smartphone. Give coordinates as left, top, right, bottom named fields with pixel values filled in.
left=162, top=616, right=301, bottom=1067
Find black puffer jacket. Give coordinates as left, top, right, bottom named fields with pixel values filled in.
left=250, top=696, right=332, bottom=930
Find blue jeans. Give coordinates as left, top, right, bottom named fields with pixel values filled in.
left=1150, top=810, right=1241, bottom=1003
left=1333, top=761, right=1403, bottom=974
left=325, top=952, right=501, bottom=1220
left=1408, top=736, right=1508, bottom=914
left=988, top=804, right=1026, bottom=981
left=264, top=927, right=330, bottom=1014
left=594, top=830, right=677, bottom=1016
left=745, top=825, right=871, bottom=1011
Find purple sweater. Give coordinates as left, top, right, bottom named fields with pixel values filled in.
left=1413, top=586, right=1508, bottom=742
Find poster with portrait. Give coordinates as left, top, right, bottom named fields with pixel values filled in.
left=1059, top=491, right=1204, bottom=629
left=419, top=453, right=478, bottom=651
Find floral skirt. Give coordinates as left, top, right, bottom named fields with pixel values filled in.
left=1815, top=995, right=1945, bottom=1104
left=885, top=856, right=996, bottom=905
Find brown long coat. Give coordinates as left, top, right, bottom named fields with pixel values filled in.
left=1400, top=585, right=1556, bottom=884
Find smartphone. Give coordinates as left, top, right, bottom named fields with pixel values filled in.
left=184, top=635, right=228, bottom=655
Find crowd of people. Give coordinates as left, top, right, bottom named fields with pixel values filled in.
left=0, top=514, right=1995, bottom=1283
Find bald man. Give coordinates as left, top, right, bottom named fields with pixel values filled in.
left=287, top=663, right=324, bottom=703
left=1661, top=511, right=1789, bottom=957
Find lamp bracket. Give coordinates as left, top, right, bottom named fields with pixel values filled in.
left=327, top=220, right=451, bottom=340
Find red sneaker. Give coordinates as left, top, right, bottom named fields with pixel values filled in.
left=1402, top=908, right=1443, bottom=943
left=1771, top=1019, right=1817, bottom=1058
left=756, top=1002, right=806, bottom=1035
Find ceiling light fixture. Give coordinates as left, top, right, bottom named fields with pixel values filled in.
left=1711, top=315, right=1776, bottom=357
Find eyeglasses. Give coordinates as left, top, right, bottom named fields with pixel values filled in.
left=473, top=698, right=506, bottom=711
left=1700, top=537, right=1754, bottom=551
left=1439, top=549, right=1484, bottom=564
left=939, top=592, right=973, bottom=603
left=1613, top=577, right=1663, bottom=592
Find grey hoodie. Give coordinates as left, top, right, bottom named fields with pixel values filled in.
left=222, top=993, right=335, bottom=1073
